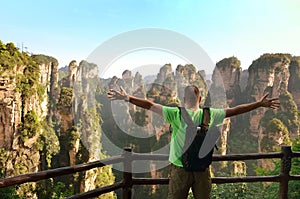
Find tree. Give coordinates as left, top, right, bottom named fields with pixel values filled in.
left=256, top=138, right=300, bottom=199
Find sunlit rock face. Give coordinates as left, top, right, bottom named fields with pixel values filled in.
left=0, top=52, right=57, bottom=198
left=245, top=54, right=291, bottom=133
left=209, top=57, right=242, bottom=157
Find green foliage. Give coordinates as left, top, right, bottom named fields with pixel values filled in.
left=57, top=87, right=73, bottom=114
left=0, top=42, right=51, bottom=102
left=19, top=110, right=41, bottom=142
left=277, top=92, right=299, bottom=132
left=0, top=41, right=26, bottom=74
left=14, top=54, right=46, bottom=101
left=15, top=162, right=28, bottom=175
left=260, top=109, right=276, bottom=127
left=256, top=138, right=300, bottom=199
left=228, top=128, right=257, bottom=154
left=37, top=180, right=73, bottom=199
left=31, top=54, right=58, bottom=66
left=249, top=53, right=291, bottom=73
left=211, top=182, right=265, bottom=199
left=67, top=127, right=80, bottom=149
left=216, top=56, right=241, bottom=69
left=0, top=168, right=20, bottom=199
left=261, top=118, right=291, bottom=151
left=94, top=167, right=116, bottom=199
left=51, top=182, right=73, bottom=199
left=38, top=120, right=60, bottom=167
left=0, top=148, right=8, bottom=168
left=17, top=183, right=37, bottom=198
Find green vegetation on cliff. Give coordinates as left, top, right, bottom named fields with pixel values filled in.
left=32, top=54, right=58, bottom=66
left=0, top=168, right=20, bottom=199
left=57, top=87, right=73, bottom=114
left=2, top=39, right=300, bottom=198
left=19, top=110, right=40, bottom=141
left=0, top=41, right=26, bottom=74
left=255, top=138, right=300, bottom=199
left=261, top=118, right=291, bottom=151
left=38, top=120, right=60, bottom=167
left=249, top=53, right=291, bottom=73
left=216, top=56, right=241, bottom=69
left=277, top=92, right=299, bottom=134
left=0, top=41, right=57, bottom=102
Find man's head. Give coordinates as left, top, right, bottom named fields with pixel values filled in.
left=184, top=85, right=201, bottom=107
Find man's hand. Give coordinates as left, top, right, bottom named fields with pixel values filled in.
left=225, top=93, right=280, bottom=117
left=107, top=86, right=129, bottom=101
left=259, top=93, right=280, bottom=109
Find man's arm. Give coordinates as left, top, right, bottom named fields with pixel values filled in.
left=107, top=87, right=163, bottom=116
left=225, top=93, right=280, bottom=118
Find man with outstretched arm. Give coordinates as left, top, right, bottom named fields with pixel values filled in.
left=107, top=85, right=280, bottom=199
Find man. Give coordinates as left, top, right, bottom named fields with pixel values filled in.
left=107, top=85, right=280, bottom=199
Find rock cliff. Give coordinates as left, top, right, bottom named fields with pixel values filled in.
left=229, top=53, right=298, bottom=171
left=0, top=42, right=58, bottom=198
left=0, top=41, right=115, bottom=198
left=209, top=57, right=242, bottom=159
left=53, top=60, right=115, bottom=196
left=1, top=39, right=300, bottom=197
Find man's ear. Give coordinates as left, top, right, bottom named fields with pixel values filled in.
left=198, top=96, right=202, bottom=103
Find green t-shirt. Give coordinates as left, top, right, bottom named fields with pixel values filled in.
left=162, top=106, right=225, bottom=167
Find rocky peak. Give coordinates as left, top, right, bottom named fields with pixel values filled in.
left=213, top=57, right=241, bottom=86
left=247, top=54, right=291, bottom=95
left=212, top=56, right=242, bottom=106
left=134, top=72, right=143, bottom=86
left=68, top=60, right=77, bottom=87
left=245, top=54, right=292, bottom=132
left=122, top=69, right=132, bottom=79
left=155, top=63, right=173, bottom=84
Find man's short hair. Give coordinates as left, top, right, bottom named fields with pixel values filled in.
left=184, top=85, right=200, bottom=105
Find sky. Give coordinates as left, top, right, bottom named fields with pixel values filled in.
left=1, top=0, right=300, bottom=78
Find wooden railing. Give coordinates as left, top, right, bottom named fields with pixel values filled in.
left=0, top=145, right=299, bottom=199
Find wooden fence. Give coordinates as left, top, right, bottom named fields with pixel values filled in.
left=0, top=145, right=299, bottom=199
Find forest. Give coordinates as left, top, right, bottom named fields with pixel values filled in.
left=0, top=40, right=299, bottom=198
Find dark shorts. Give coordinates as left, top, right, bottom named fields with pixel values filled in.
left=167, top=164, right=211, bottom=199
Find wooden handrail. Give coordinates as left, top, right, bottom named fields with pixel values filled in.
left=279, top=146, right=292, bottom=199
left=0, top=146, right=299, bottom=199
left=127, top=152, right=282, bottom=162
left=131, top=175, right=282, bottom=185
left=1, top=152, right=283, bottom=188
left=66, top=181, right=125, bottom=199
left=292, top=152, right=300, bottom=157
left=212, top=152, right=282, bottom=161
left=0, top=155, right=123, bottom=188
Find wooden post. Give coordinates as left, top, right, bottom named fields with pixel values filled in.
left=279, top=145, right=292, bottom=199
left=122, top=147, right=133, bottom=199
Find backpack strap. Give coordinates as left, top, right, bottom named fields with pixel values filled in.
left=201, top=107, right=210, bottom=129
left=179, top=107, right=194, bottom=126
left=179, top=107, right=210, bottom=128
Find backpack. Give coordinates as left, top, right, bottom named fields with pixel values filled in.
left=180, top=107, right=213, bottom=172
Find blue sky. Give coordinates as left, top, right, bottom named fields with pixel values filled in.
left=1, top=0, right=300, bottom=76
